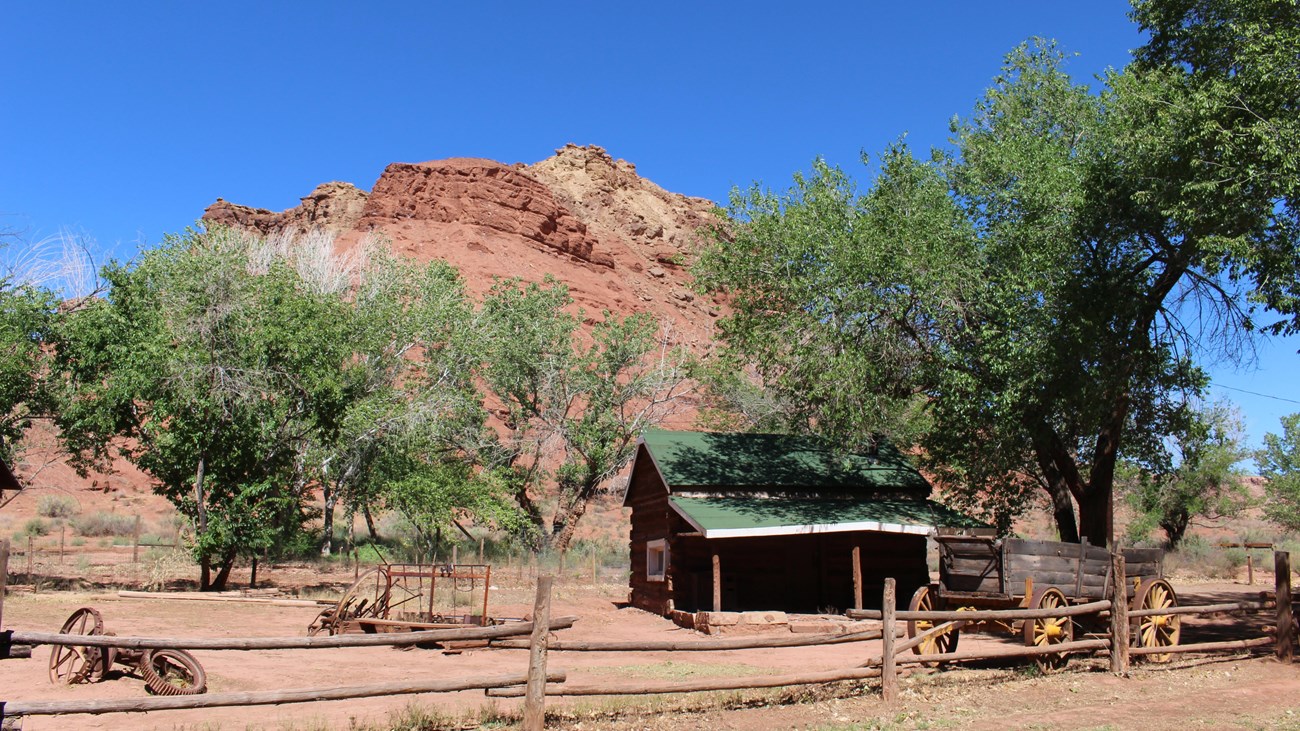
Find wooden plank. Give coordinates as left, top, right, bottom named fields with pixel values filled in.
left=1005, top=570, right=1104, bottom=589
left=1122, top=548, right=1164, bottom=563
left=1004, top=538, right=1109, bottom=561
left=941, top=576, right=1001, bottom=594
left=896, top=600, right=1109, bottom=622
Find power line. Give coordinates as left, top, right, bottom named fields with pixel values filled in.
left=1210, top=382, right=1300, bottom=406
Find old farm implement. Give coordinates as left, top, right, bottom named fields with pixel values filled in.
left=309, top=563, right=497, bottom=636
left=908, top=536, right=1178, bottom=668
left=48, top=607, right=206, bottom=695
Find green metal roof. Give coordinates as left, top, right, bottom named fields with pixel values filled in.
left=670, top=496, right=987, bottom=539
left=639, top=429, right=931, bottom=493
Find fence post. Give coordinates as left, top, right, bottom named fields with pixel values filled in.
left=1109, top=551, right=1129, bottom=674
left=523, top=575, right=554, bottom=731
left=881, top=577, right=898, bottom=703
left=1248, top=553, right=1254, bottom=586
left=0, top=539, right=9, bottom=630
left=1277, top=551, right=1293, bottom=663
left=132, top=515, right=141, bottom=563
left=59, top=525, right=65, bottom=564
left=26, top=536, right=33, bottom=583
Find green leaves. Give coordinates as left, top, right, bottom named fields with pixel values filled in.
left=695, top=0, right=1299, bottom=541
left=1258, top=413, right=1300, bottom=532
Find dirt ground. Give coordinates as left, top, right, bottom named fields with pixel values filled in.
left=2, top=564, right=1300, bottom=731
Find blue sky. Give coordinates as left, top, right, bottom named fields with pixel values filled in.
left=2, top=1, right=1295, bottom=451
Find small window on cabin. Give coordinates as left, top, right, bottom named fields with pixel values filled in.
left=647, top=539, right=668, bottom=582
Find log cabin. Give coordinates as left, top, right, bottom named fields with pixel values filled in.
left=0, top=453, right=22, bottom=510
left=623, top=429, right=983, bottom=616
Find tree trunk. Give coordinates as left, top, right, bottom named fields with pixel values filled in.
left=1077, top=485, right=1112, bottom=548
left=208, top=548, right=238, bottom=592
left=321, top=481, right=336, bottom=558
left=550, top=499, right=591, bottom=553
left=363, top=505, right=378, bottom=541
left=193, top=455, right=210, bottom=590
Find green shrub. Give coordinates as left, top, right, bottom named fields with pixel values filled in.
left=1166, top=535, right=1247, bottom=579
left=73, top=512, right=138, bottom=537
left=37, top=494, right=79, bottom=519
left=22, top=517, right=50, bottom=537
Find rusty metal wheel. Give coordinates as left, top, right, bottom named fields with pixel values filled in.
left=1132, top=578, right=1180, bottom=663
left=1023, top=587, right=1073, bottom=672
left=907, top=585, right=959, bottom=663
left=139, top=649, right=207, bottom=695
left=48, top=607, right=113, bottom=685
left=319, top=567, right=392, bottom=635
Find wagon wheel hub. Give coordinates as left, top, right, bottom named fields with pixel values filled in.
left=1152, top=614, right=1170, bottom=627
left=1044, top=623, right=1064, bottom=639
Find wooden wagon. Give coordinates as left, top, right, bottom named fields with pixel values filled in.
left=908, top=536, right=1180, bottom=667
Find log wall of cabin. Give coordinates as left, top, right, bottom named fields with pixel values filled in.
left=626, top=452, right=672, bottom=614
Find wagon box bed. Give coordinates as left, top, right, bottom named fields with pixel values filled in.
left=937, top=536, right=1164, bottom=603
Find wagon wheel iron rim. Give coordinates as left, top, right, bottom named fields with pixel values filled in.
left=327, top=567, right=393, bottom=634
left=48, top=606, right=112, bottom=685
left=907, top=585, right=959, bottom=664
left=139, top=648, right=208, bottom=695
left=1024, top=587, right=1073, bottom=672
left=1132, top=578, right=1180, bottom=663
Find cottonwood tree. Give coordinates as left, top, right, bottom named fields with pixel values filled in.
left=476, top=277, right=692, bottom=550
left=1121, top=400, right=1252, bottom=548
left=54, top=227, right=360, bottom=589
left=1258, top=413, right=1300, bottom=533
left=306, top=249, right=488, bottom=555
left=696, top=0, right=1299, bottom=543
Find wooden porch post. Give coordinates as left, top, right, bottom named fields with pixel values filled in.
left=852, top=544, right=863, bottom=611
left=712, top=552, right=721, bottom=613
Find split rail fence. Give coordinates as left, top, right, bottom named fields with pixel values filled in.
left=0, top=540, right=1297, bottom=731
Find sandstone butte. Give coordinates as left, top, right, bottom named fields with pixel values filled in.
left=5, top=145, right=728, bottom=544
left=202, top=144, right=723, bottom=358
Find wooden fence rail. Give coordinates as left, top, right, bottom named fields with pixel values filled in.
left=5, top=670, right=567, bottom=716
left=8, top=616, right=578, bottom=651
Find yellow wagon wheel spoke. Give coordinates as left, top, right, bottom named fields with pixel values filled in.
left=907, top=585, right=959, bottom=665
left=1024, top=588, right=1072, bottom=672
left=1131, top=579, right=1180, bottom=663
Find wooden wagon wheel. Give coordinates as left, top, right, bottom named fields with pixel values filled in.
left=139, top=648, right=207, bottom=695
left=907, top=585, right=959, bottom=663
left=48, top=607, right=113, bottom=685
left=1131, top=578, right=1180, bottom=663
left=1023, top=587, right=1073, bottom=672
